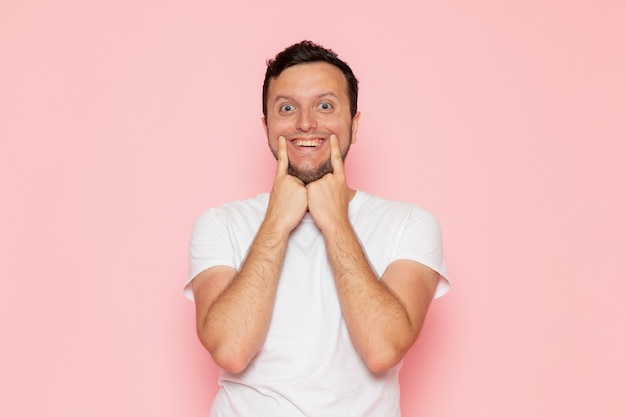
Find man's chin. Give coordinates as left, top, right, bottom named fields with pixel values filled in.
left=282, top=142, right=350, bottom=184
left=288, top=161, right=333, bottom=185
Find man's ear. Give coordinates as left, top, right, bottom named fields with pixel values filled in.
left=351, top=111, right=361, bottom=144
left=261, top=116, right=269, bottom=138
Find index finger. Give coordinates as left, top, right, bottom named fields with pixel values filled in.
left=276, top=136, right=289, bottom=175
left=329, top=134, right=344, bottom=176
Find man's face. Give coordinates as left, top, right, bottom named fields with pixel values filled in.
left=263, top=62, right=360, bottom=184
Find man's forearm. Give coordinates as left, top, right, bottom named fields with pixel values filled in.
left=199, top=222, right=288, bottom=373
left=323, top=220, right=418, bottom=372
left=198, top=135, right=308, bottom=373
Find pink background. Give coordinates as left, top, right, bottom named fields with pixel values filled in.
left=1, top=0, right=625, bottom=416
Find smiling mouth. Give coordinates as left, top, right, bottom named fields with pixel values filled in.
left=292, top=139, right=324, bottom=147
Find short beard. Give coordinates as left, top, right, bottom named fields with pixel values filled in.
left=288, top=158, right=333, bottom=185
left=288, top=141, right=351, bottom=185
left=270, top=127, right=353, bottom=184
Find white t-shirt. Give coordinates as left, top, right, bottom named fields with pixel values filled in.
left=185, top=190, right=449, bottom=417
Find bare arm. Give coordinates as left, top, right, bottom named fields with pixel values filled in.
left=307, top=136, right=439, bottom=372
left=322, top=223, right=438, bottom=372
left=192, top=136, right=307, bottom=373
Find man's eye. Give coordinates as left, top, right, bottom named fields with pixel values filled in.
left=280, top=104, right=295, bottom=112
left=318, top=102, right=332, bottom=111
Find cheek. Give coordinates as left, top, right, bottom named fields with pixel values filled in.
left=267, top=138, right=279, bottom=158
left=265, top=119, right=290, bottom=137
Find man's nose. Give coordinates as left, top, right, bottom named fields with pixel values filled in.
left=296, top=108, right=317, bottom=131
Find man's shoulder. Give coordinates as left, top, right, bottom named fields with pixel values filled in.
left=352, top=190, right=443, bottom=236
left=218, top=193, right=269, bottom=210
left=353, top=190, right=433, bottom=217
left=195, top=193, right=269, bottom=224
left=206, top=193, right=269, bottom=213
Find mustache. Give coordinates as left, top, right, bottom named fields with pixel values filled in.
left=282, top=131, right=333, bottom=140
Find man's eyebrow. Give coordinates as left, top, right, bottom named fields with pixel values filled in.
left=273, top=92, right=339, bottom=104
left=273, top=95, right=295, bottom=103
left=316, top=92, right=339, bottom=99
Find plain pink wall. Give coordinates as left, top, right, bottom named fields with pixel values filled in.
left=1, top=0, right=625, bottom=416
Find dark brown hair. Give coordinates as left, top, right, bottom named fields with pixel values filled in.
left=262, top=40, right=359, bottom=118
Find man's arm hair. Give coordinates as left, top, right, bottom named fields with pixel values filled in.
left=192, top=136, right=308, bottom=373
left=192, top=222, right=289, bottom=373
left=322, top=220, right=438, bottom=372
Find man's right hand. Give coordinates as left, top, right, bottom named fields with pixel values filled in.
left=193, top=136, right=303, bottom=373
left=265, top=136, right=308, bottom=234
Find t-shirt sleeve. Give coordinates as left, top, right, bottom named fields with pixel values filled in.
left=184, top=209, right=236, bottom=300
left=394, top=207, right=450, bottom=299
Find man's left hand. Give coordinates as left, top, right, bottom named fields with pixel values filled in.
left=307, top=134, right=352, bottom=233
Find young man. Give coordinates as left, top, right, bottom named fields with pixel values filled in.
left=185, top=40, right=449, bottom=417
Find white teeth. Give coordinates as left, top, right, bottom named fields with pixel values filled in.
left=295, top=140, right=320, bottom=147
